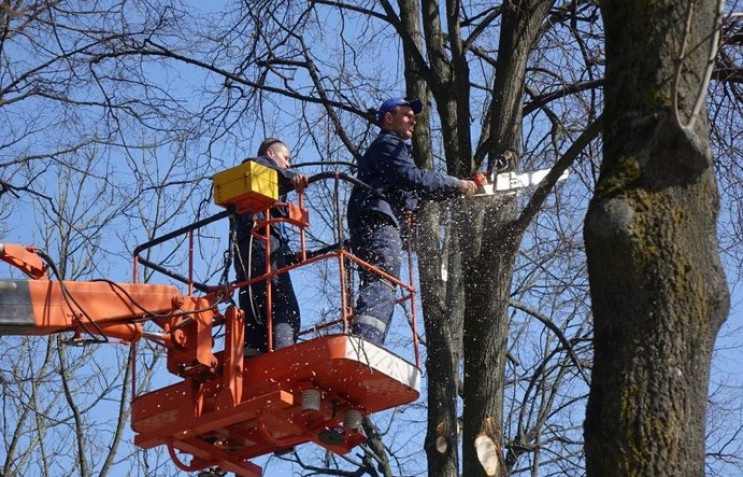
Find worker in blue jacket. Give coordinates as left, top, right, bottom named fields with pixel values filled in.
left=233, top=138, right=308, bottom=356
left=347, top=98, right=477, bottom=344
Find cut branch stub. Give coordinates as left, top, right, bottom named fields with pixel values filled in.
left=475, top=417, right=505, bottom=476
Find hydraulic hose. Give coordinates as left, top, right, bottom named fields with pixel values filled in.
left=306, top=171, right=384, bottom=200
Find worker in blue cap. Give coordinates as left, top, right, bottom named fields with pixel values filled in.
left=347, top=97, right=477, bottom=344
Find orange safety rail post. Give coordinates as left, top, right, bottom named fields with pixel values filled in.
left=403, top=211, right=420, bottom=367
left=253, top=206, right=275, bottom=352
left=188, top=230, right=194, bottom=296
left=342, top=250, right=419, bottom=368
left=217, top=305, right=245, bottom=407
left=243, top=198, right=310, bottom=353
left=333, top=173, right=354, bottom=333
left=296, top=193, right=308, bottom=261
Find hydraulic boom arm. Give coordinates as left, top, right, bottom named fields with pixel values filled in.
left=0, top=243, right=220, bottom=379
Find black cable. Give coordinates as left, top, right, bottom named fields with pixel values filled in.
left=27, top=249, right=222, bottom=345
left=89, top=278, right=221, bottom=321
left=218, top=220, right=237, bottom=307
left=291, top=161, right=357, bottom=170
left=244, top=217, right=263, bottom=328
left=35, top=250, right=108, bottom=343
left=306, top=171, right=385, bottom=200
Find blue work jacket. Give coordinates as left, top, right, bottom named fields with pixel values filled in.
left=347, top=130, right=462, bottom=228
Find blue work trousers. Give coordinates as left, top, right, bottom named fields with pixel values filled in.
left=237, top=234, right=300, bottom=353
left=350, top=215, right=402, bottom=344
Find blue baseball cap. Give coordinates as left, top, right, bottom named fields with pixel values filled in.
left=376, top=97, right=422, bottom=122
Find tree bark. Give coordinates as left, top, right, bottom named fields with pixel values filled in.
left=462, top=1, right=555, bottom=476
left=397, top=0, right=463, bottom=475
left=584, top=0, right=730, bottom=474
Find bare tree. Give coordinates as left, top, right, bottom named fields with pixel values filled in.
left=2, top=0, right=743, bottom=476
left=1, top=2, right=218, bottom=475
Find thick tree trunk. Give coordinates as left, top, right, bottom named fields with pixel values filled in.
left=462, top=202, right=518, bottom=477
left=584, top=0, right=729, bottom=475
left=462, top=1, right=555, bottom=476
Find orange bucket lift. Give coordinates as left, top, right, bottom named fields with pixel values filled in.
left=0, top=162, right=421, bottom=477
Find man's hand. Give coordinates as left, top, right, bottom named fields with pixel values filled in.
left=458, top=179, right=478, bottom=196
left=292, top=174, right=309, bottom=194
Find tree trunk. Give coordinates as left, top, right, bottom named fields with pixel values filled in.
left=418, top=204, right=462, bottom=477
left=584, top=0, right=730, bottom=474
left=396, top=0, right=462, bottom=474
left=462, top=1, right=555, bottom=476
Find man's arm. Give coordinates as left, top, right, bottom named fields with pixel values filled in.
left=250, top=156, right=307, bottom=194
left=373, top=138, right=475, bottom=199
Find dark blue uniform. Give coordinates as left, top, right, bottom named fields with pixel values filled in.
left=233, top=156, right=301, bottom=354
left=347, top=130, right=463, bottom=344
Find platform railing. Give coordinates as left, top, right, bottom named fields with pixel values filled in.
left=131, top=172, right=421, bottom=368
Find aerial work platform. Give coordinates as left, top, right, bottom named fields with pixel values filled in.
left=131, top=334, right=420, bottom=476
left=0, top=162, right=423, bottom=476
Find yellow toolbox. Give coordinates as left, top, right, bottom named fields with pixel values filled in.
left=213, top=161, right=279, bottom=213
